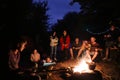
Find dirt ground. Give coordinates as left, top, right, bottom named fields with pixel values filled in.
left=45, top=59, right=120, bottom=80
left=5, top=57, right=120, bottom=80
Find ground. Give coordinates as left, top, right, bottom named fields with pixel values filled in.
left=5, top=55, right=120, bottom=80
left=40, top=59, right=120, bottom=80
left=27, top=60, right=120, bottom=80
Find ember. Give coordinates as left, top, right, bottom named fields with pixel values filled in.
left=71, top=70, right=103, bottom=80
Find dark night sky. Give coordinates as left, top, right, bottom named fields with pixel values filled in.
left=33, top=0, right=80, bottom=26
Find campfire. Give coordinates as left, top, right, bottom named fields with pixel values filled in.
left=73, top=59, right=94, bottom=73
left=64, top=54, right=103, bottom=80
left=72, top=53, right=96, bottom=74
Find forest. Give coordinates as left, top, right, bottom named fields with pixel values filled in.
left=0, top=0, right=120, bottom=79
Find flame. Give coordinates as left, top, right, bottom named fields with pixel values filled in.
left=73, top=52, right=93, bottom=73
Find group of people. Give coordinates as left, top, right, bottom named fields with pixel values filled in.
left=8, top=25, right=120, bottom=79
left=8, top=37, right=53, bottom=79
left=70, top=37, right=101, bottom=62
left=49, top=30, right=70, bottom=61
left=49, top=30, right=101, bottom=62
left=49, top=25, right=120, bottom=63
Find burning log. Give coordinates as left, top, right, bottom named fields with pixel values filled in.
left=64, top=59, right=103, bottom=80
left=71, top=70, right=103, bottom=80
left=55, top=66, right=103, bottom=80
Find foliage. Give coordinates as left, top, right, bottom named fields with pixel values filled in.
left=51, top=0, right=120, bottom=41
left=52, top=12, right=91, bottom=41
left=70, top=0, right=120, bottom=26
left=0, top=0, right=50, bottom=52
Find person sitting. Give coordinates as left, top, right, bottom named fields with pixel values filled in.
left=42, top=56, right=56, bottom=67
left=77, top=40, right=90, bottom=58
left=103, top=25, right=120, bottom=61
left=8, top=38, right=27, bottom=79
left=30, top=48, right=40, bottom=72
left=70, top=37, right=82, bottom=59
left=85, top=37, right=100, bottom=62
left=8, top=39, right=27, bottom=71
left=43, top=56, right=52, bottom=63
left=109, top=36, right=120, bottom=63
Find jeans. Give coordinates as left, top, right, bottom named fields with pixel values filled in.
left=50, top=46, right=57, bottom=59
